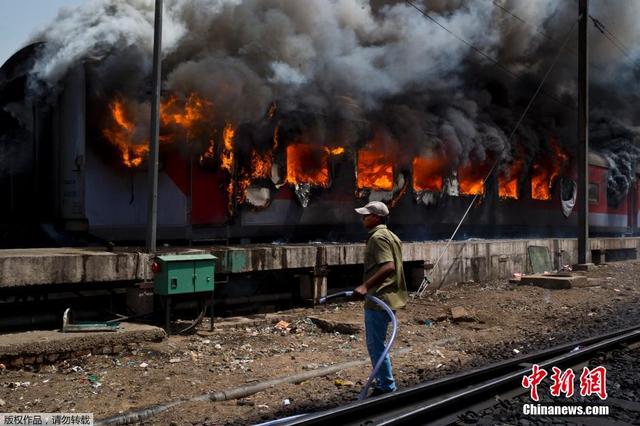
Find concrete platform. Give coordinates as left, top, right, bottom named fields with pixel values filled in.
left=519, top=274, right=588, bottom=289
left=0, top=247, right=204, bottom=287
left=0, top=323, right=166, bottom=368
left=0, top=238, right=638, bottom=290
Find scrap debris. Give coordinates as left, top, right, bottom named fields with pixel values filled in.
left=274, top=320, right=291, bottom=332
left=450, top=306, right=476, bottom=323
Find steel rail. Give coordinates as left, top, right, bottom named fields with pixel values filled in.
left=376, top=328, right=640, bottom=425
left=278, top=324, right=640, bottom=425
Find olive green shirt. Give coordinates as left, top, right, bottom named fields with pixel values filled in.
left=363, top=224, right=408, bottom=310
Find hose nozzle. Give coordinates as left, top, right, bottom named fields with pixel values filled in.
left=318, top=290, right=354, bottom=304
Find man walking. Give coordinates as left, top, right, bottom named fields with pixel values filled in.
left=354, top=201, right=408, bottom=396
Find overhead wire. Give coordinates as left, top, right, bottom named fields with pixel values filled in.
left=405, top=1, right=516, bottom=79
left=404, top=0, right=577, bottom=113
left=405, top=1, right=580, bottom=296
left=492, top=0, right=604, bottom=72
left=588, top=14, right=640, bottom=71
left=589, top=15, right=629, bottom=54
left=492, top=1, right=557, bottom=44
left=496, top=0, right=640, bottom=83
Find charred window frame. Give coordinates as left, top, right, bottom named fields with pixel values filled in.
left=588, top=183, right=599, bottom=205
left=604, top=171, right=624, bottom=208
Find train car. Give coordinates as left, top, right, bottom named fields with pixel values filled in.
left=1, top=46, right=638, bottom=247
left=587, top=153, right=638, bottom=236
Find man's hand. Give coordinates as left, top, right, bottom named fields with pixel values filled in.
left=353, top=284, right=368, bottom=299
left=353, top=262, right=394, bottom=300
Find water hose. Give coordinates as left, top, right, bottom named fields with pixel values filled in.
left=98, top=292, right=397, bottom=426
left=253, top=291, right=398, bottom=426
left=319, top=291, right=398, bottom=400
left=97, top=357, right=375, bottom=425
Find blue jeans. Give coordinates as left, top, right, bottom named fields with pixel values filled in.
left=364, top=308, right=396, bottom=392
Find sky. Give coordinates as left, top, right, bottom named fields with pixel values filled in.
left=0, top=0, right=84, bottom=66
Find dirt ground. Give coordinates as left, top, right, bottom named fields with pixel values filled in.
left=2, top=261, right=640, bottom=425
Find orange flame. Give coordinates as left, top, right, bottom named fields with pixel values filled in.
left=220, top=123, right=236, bottom=172
left=102, top=100, right=149, bottom=168
left=104, top=93, right=216, bottom=168
left=160, top=93, right=211, bottom=133
left=458, top=162, right=488, bottom=195
left=213, top=122, right=237, bottom=214
left=226, top=180, right=235, bottom=215
left=267, top=102, right=277, bottom=120
left=357, top=149, right=393, bottom=191
left=110, top=100, right=132, bottom=132
left=159, top=93, right=215, bottom=149
left=273, top=123, right=280, bottom=150
left=412, top=155, right=448, bottom=192
left=325, top=147, right=345, bottom=156
left=498, top=159, right=524, bottom=199
left=250, top=150, right=272, bottom=180
left=123, top=145, right=150, bottom=168
left=286, top=144, right=330, bottom=187
left=236, top=150, right=274, bottom=204
left=200, top=138, right=215, bottom=163
left=531, top=138, right=569, bottom=200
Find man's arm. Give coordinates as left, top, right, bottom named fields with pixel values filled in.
left=354, top=262, right=395, bottom=297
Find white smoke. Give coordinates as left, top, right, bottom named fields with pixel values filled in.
left=29, top=0, right=184, bottom=91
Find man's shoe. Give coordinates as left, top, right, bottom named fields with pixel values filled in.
left=369, top=387, right=395, bottom=397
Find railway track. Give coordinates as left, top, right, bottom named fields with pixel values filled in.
left=273, top=324, right=640, bottom=426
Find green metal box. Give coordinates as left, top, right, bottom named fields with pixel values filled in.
left=153, top=254, right=216, bottom=296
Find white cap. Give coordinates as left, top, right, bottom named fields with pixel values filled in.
left=354, top=201, right=390, bottom=217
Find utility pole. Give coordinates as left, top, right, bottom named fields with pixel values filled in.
left=146, top=0, right=163, bottom=253
left=577, top=0, right=589, bottom=264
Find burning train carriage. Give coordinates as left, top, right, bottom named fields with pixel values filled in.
left=1, top=46, right=639, bottom=247
left=91, top=90, right=579, bottom=241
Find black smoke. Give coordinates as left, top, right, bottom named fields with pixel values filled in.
left=18, top=0, right=640, bottom=197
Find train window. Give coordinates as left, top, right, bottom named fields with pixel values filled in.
left=588, top=183, right=599, bottom=204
